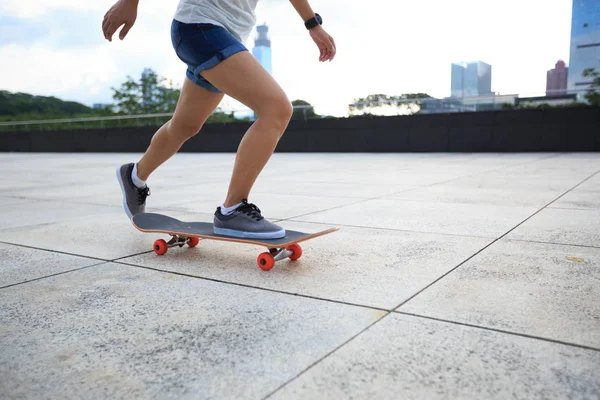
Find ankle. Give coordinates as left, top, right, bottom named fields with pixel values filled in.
left=131, top=163, right=147, bottom=188
left=220, top=201, right=243, bottom=215
left=134, top=162, right=150, bottom=182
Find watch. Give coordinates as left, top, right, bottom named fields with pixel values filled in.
left=304, top=13, right=322, bottom=30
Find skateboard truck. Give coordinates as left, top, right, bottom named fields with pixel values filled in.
left=152, top=234, right=302, bottom=271
left=153, top=234, right=200, bottom=255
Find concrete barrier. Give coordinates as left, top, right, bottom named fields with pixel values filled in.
left=1, top=106, right=599, bottom=152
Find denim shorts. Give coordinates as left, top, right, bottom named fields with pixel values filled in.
left=170, top=19, right=248, bottom=93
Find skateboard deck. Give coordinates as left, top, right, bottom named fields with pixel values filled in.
left=131, top=212, right=339, bottom=270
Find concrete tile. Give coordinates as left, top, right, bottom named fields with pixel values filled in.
left=386, top=180, right=565, bottom=208
left=0, top=199, right=120, bottom=231
left=398, top=239, right=600, bottom=348
left=0, top=263, right=384, bottom=399
left=167, top=193, right=360, bottom=220
left=70, top=181, right=229, bottom=208
left=293, top=198, right=537, bottom=238
left=0, top=176, right=70, bottom=192
left=505, top=208, right=600, bottom=248
left=0, top=242, right=98, bottom=288
left=551, top=174, right=600, bottom=210
left=0, top=210, right=200, bottom=260
left=272, top=313, right=600, bottom=400
left=121, top=221, right=491, bottom=310
left=250, top=178, right=416, bottom=199
left=0, top=197, right=37, bottom=207
left=285, top=168, right=471, bottom=186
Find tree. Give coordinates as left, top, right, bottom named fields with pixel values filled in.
left=111, top=68, right=181, bottom=114
left=291, top=99, right=317, bottom=120
left=0, top=90, right=94, bottom=119
left=348, top=93, right=432, bottom=116
left=583, top=68, right=600, bottom=106
left=206, top=108, right=238, bottom=123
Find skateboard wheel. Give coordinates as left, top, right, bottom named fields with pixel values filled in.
left=257, top=252, right=275, bottom=271
left=153, top=239, right=168, bottom=255
left=187, top=237, right=200, bottom=247
left=286, top=244, right=302, bottom=261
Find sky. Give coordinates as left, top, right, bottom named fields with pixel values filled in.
left=0, top=0, right=574, bottom=117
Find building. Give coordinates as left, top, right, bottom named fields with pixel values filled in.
left=516, top=94, right=577, bottom=108
left=252, top=24, right=272, bottom=75
left=567, top=0, right=600, bottom=94
left=451, top=61, right=493, bottom=98
left=546, top=60, right=569, bottom=95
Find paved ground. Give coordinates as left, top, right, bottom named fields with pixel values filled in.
left=0, top=152, right=599, bottom=399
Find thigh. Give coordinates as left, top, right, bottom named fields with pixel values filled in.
left=171, top=77, right=224, bottom=129
left=172, top=20, right=247, bottom=94
left=199, top=50, right=290, bottom=115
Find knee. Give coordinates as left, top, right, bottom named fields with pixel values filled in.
left=167, top=118, right=203, bottom=142
left=259, top=98, right=292, bottom=133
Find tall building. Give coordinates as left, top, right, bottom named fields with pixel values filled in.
left=252, top=24, right=272, bottom=75
left=567, top=0, right=600, bottom=93
left=451, top=61, right=493, bottom=98
left=546, top=60, right=569, bottom=95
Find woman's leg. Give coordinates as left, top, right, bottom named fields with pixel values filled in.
left=199, top=50, right=293, bottom=208
left=117, top=77, right=223, bottom=218
left=136, top=78, right=224, bottom=180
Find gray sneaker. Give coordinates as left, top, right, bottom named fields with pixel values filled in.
left=116, top=163, right=150, bottom=218
left=213, top=200, right=285, bottom=239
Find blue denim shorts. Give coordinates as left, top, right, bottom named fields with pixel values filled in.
left=170, top=19, right=248, bottom=93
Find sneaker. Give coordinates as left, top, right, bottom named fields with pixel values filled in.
left=116, top=163, right=150, bottom=218
left=213, top=199, right=285, bottom=239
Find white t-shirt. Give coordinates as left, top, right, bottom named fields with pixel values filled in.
left=174, top=0, right=259, bottom=43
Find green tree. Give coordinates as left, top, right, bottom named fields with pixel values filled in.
left=0, top=90, right=95, bottom=120
left=111, top=68, right=181, bottom=114
left=348, top=93, right=432, bottom=116
left=291, top=99, right=317, bottom=120
left=206, top=108, right=238, bottom=123
left=583, top=68, right=600, bottom=106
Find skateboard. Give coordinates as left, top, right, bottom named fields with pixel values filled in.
left=131, top=212, right=339, bottom=271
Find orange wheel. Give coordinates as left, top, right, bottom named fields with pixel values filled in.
left=187, top=237, right=200, bottom=247
left=257, top=252, right=275, bottom=271
left=153, top=239, right=168, bottom=255
left=287, top=243, right=302, bottom=261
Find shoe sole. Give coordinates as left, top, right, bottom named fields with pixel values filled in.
left=116, top=166, right=133, bottom=219
left=213, top=226, right=286, bottom=240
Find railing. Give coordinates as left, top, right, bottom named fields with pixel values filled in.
left=0, top=106, right=315, bottom=132
left=0, top=89, right=595, bottom=132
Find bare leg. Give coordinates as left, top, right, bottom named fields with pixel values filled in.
left=199, top=51, right=293, bottom=207
left=135, top=78, right=224, bottom=181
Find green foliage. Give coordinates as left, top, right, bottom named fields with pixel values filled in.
left=0, top=90, right=94, bottom=120
left=291, top=99, right=318, bottom=120
left=348, top=93, right=432, bottom=115
left=582, top=68, right=600, bottom=106
left=206, top=109, right=238, bottom=123
left=111, top=68, right=180, bottom=114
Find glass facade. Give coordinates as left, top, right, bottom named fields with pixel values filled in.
left=451, top=61, right=492, bottom=98
left=252, top=24, right=272, bottom=75
left=567, top=0, right=600, bottom=92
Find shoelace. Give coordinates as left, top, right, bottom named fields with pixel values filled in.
left=237, top=200, right=264, bottom=221
left=137, top=186, right=151, bottom=205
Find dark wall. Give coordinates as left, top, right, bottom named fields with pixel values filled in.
left=1, top=106, right=599, bottom=152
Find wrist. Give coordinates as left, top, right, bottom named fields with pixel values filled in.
left=304, top=13, right=322, bottom=30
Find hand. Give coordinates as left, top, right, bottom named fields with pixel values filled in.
left=102, top=0, right=138, bottom=42
left=309, top=26, right=336, bottom=62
